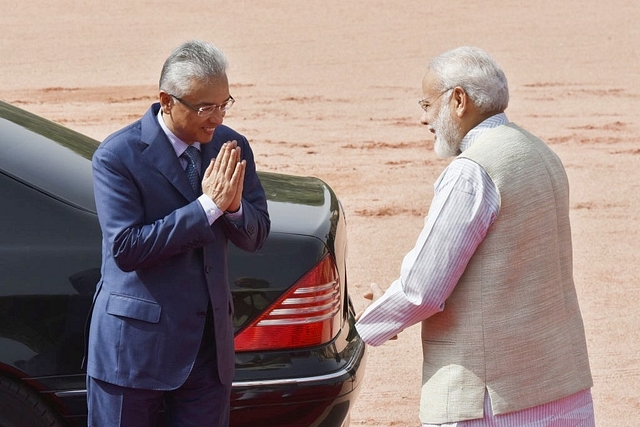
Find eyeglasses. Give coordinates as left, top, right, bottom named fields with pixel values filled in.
left=170, top=94, right=235, bottom=117
left=418, top=88, right=452, bottom=113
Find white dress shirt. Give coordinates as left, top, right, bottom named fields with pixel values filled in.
left=356, top=113, right=595, bottom=426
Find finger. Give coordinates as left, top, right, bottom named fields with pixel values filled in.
left=234, top=159, right=246, bottom=182
left=221, top=143, right=233, bottom=166
left=203, top=159, right=215, bottom=179
left=220, top=145, right=239, bottom=183
left=212, top=143, right=230, bottom=176
left=370, top=283, right=384, bottom=299
left=223, top=146, right=240, bottom=179
left=229, top=147, right=241, bottom=171
left=227, top=159, right=244, bottom=185
left=225, top=162, right=245, bottom=213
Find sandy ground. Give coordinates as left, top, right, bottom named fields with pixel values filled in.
left=2, top=1, right=639, bottom=425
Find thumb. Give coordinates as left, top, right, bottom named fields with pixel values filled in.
left=369, top=282, right=384, bottom=300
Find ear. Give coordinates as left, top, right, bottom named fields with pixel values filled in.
left=451, top=87, right=467, bottom=118
left=159, top=91, right=173, bottom=114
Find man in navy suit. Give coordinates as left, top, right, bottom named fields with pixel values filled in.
left=87, top=40, right=270, bottom=427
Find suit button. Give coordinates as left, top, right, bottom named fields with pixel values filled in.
left=205, top=266, right=211, bottom=274
left=197, top=310, right=206, bottom=318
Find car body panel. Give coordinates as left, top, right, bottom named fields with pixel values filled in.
left=0, top=100, right=364, bottom=426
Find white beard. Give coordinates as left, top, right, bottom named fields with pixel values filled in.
left=432, top=101, right=464, bottom=158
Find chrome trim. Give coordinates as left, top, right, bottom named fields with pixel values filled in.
left=52, top=389, right=87, bottom=398
left=258, top=308, right=339, bottom=325
left=232, top=340, right=362, bottom=388
left=294, top=281, right=338, bottom=294
left=269, top=300, right=338, bottom=316
left=281, top=292, right=336, bottom=305
left=55, top=341, right=364, bottom=398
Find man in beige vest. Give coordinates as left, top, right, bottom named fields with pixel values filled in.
left=355, top=46, right=595, bottom=426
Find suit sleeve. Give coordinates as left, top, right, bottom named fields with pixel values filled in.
left=93, top=144, right=215, bottom=272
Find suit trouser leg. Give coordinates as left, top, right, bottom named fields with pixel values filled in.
left=87, top=306, right=230, bottom=427
left=87, top=376, right=163, bottom=427
left=164, top=304, right=231, bottom=427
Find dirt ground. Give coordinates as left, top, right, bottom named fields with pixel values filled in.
left=2, top=0, right=639, bottom=425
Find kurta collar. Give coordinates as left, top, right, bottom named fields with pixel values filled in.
left=460, top=113, right=509, bottom=152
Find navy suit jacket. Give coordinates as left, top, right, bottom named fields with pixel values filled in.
left=87, top=103, right=270, bottom=389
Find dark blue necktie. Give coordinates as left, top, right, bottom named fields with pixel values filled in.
left=182, top=145, right=201, bottom=194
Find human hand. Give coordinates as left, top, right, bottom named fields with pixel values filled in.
left=357, top=283, right=397, bottom=340
left=363, top=282, right=384, bottom=302
left=356, top=282, right=383, bottom=321
left=226, top=155, right=245, bottom=213
left=202, top=141, right=245, bottom=212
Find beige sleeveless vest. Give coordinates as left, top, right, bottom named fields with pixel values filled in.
left=419, top=123, right=593, bottom=424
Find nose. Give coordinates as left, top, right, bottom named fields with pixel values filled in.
left=208, top=110, right=225, bottom=126
left=420, top=111, right=429, bottom=126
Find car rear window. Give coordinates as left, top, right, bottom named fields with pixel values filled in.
left=0, top=101, right=99, bottom=212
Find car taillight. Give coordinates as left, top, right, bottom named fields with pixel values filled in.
left=234, top=255, right=342, bottom=352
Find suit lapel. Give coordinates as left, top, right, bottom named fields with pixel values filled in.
left=139, top=104, right=195, bottom=200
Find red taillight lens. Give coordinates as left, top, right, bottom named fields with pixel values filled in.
left=234, top=255, right=342, bottom=352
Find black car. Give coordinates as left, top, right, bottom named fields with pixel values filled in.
left=0, top=100, right=365, bottom=427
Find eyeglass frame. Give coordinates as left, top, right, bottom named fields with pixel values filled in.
left=170, top=94, right=235, bottom=117
left=418, top=88, right=453, bottom=113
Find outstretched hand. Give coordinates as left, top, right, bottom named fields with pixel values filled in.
left=362, top=282, right=384, bottom=302
left=357, top=283, right=397, bottom=340
left=202, top=141, right=246, bottom=212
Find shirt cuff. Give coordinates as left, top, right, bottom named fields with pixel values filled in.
left=198, top=194, right=224, bottom=225
left=225, top=203, right=244, bottom=224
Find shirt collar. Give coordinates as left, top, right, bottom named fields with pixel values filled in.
left=459, top=112, right=509, bottom=152
left=156, top=108, right=201, bottom=157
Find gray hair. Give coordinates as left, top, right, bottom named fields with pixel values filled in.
left=159, top=40, right=228, bottom=97
left=428, top=46, right=509, bottom=114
